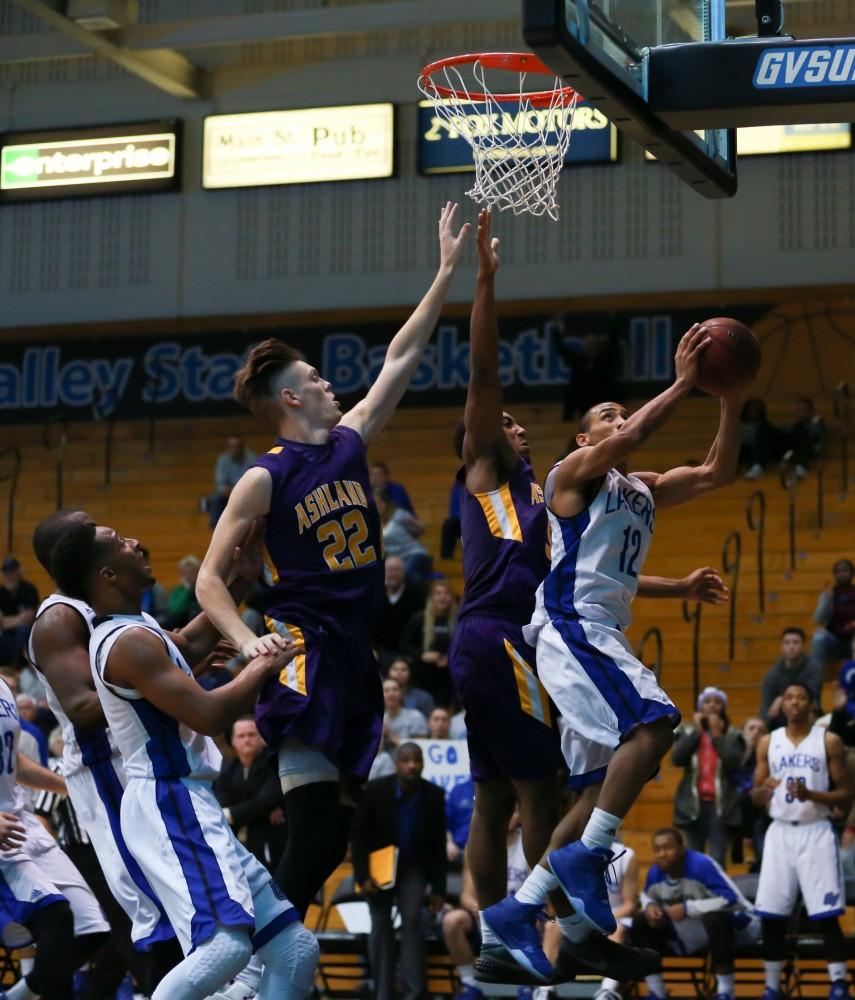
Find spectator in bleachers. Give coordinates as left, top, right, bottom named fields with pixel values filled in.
left=388, top=656, right=434, bottom=718
left=374, top=557, right=426, bottom=668
left=369, top=460, right=414, bottom=513
left=812, top=558, right=855, bottom=677
left=552, top=325, right=619, bottom=422
left=138, top=546, right=168, bottom=623
left=446, top=777, right=475, bottom=863
left=450, top=708, right=467, bottom=739
left=209, top=436, right=255, bottom=528
left=787, top=397, right=825, bottom=476
left=759, top=627, right=823, bottom=727
left=0, top=556, right=38, bottom=666
left=442, top=805, right=528, bottom=1000
left=16, top=694, right=48, bottom=766
left=402, top=581, right=459, bottom=707
left=376, top=491, right=432, bottom=584
left=672, top=686, right=745, bottom=867
left=428, top=706, right=452, bottom=740
left=382, top=678, right=428, bottom=752
left=740, top=399, right=789, bottom=480
left=629, top=828, right=760, bottom=1000
left=164, top=555, right=203, bottom=629
left=352, top=743, right=446, bottom=1000
left=731, top=717, right=768, bottom=867
left=440, top=478, right=464, bottom=560
left=213, top=716, right=286, bottom=871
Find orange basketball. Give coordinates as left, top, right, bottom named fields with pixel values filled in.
left=696, top=317, right=761, bottom=396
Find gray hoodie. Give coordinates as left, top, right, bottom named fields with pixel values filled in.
left=759, top=652, right=823, bottom=721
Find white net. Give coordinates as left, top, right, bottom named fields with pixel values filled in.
left=418, top=57, right=577, bottom=221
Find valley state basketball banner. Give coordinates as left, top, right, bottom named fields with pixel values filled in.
left=0, top=306, right=769, bottom=425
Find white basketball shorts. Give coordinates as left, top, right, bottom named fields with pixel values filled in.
left=754, top=819, right=845, bottom=920
left=67, top=755, right=174, bottom=948
left=21, top=810, right=109, bottom=937
left=121, top=776, right=298, bottom=956
left=534, top=617, right=679, bottom=786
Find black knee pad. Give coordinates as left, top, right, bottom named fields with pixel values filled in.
left=26, top=901, right=76, bottom=1000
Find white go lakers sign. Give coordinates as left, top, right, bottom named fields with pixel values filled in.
left=0, top=121, right=179, bottom=201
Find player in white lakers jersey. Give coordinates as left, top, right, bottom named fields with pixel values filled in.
left=752, top=682, right=852, bottom=1000
left=483, top=324, right=746, bottom=982
left=51, top=520, right=319, bottom=1000
left=0, top=674, right=111, bottom=998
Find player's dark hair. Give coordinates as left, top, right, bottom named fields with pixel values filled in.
left=396, top=742, right=423, bottom=761
left=452, top=421, right=466, bottom=460
left=652, top=827, right=684, bottom=846
left=233, top=339, right=304, bottom=410
left=782, top=680, right=814, bottom=702
left=579, top=406, right=595, bottom=433
left=781, top=626, right=806, bottom=641
left=32, top=509, right=90, bottom=574
left=50, top=521, right=111, bottom=602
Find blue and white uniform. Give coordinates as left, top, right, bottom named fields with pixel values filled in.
left=642, top=849, right=759, bottom=954
left=90, top=614, right=298, bottom=956
left=524, top=467, right=678, bottom=785
left=754, top=725, right=845, bottom=920
left=0, top=676, right=108, bottom=946
left=28, top=594, right=174, bottom=949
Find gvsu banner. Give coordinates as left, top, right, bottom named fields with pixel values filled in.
left=418, top=98, right=618, bottom=173
left=0, top=306, right=768, bottom=425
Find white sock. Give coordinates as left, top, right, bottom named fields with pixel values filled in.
left=829, top=962, right=847, bottom=983
left=600, top=978, right=620, bottom=992
left=458, top=963, right=476, bottom=986
left=764, top=961, right=783, bottom=991
left=480, top=911, right=500, bottom=946
left=581, top=808, right=621, bottom=852
left=19, top=958, right=34, bottom=977
left=515, top=864, right=559, bottom=905
left=716, top=972, right=735, bottom=995
left=557, top=913, right=591, bottom=943
left=7, top=980, right=39, bottom=1000
left=645, top=973, right=666, bottom=997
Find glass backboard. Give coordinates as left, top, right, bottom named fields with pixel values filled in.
left=523, top=0, right=736, bottom=196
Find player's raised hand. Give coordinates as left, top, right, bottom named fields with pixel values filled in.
left=683, top=567, right=729, bottom=605
left=247, top=639, right=303, bottom=675
left=241, top=631, right=296, bottom=662
left=233, top=517, right=265, bottom=583
left=0, top=812, right=25, bottom=852
left=438, top=201, right=471, bottom=272
left=476, top=209, right=500, bottom=278
left=673, top=322, right=710, bottom=390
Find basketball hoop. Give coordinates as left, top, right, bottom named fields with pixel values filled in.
left=418, top=53, right=578, bottom=221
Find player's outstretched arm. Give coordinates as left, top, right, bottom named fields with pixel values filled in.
left=342, top=202, right=470, bottom=445
left=462, top=210, right=517, bottom=486
left=197, top=468, right=289, bottom=662
left=637, top=567, right=729, bottom=605
left=104, top=628, right=298, bottom=737
left=17, top=752, right=66, bottom=796
left=550, top=323, right=709, bottom=499
left=634, top=391, right=745, bottom=509
left=29, top=604, right=106, bottom=731
left=177, top=519, right=264, bottom=667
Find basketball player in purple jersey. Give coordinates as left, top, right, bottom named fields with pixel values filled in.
left=456, top=211, right=729, bottom=983
left=197, top=202, right=471, bottom=917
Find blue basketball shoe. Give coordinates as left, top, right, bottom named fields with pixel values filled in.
left=479, top=896, right=554, bottom=983
left=547, top=841, right=616, bottom=935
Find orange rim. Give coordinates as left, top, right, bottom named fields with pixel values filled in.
left=419, top=52, right=578, bottom=109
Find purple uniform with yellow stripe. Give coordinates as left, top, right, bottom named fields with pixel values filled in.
left=253, top=425, right=385, bottom=780
left=449, top=458, right=562, bottom=782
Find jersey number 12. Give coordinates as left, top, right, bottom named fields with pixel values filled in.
left=618, top=526, right=642, bottom=578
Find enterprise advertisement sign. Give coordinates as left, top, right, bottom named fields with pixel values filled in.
left=418, top=99, right=618, bottom=173
left=0, top=121, right=178, bottom=201
left=203, top=104, right=395, bottom=188
left=737, top=122, right=852, bottom=155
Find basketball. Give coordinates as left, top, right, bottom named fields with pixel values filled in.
left=696, top=317, right=761, bottom=396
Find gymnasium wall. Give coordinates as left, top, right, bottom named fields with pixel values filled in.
left=0, top=4, right=854, bottom=332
